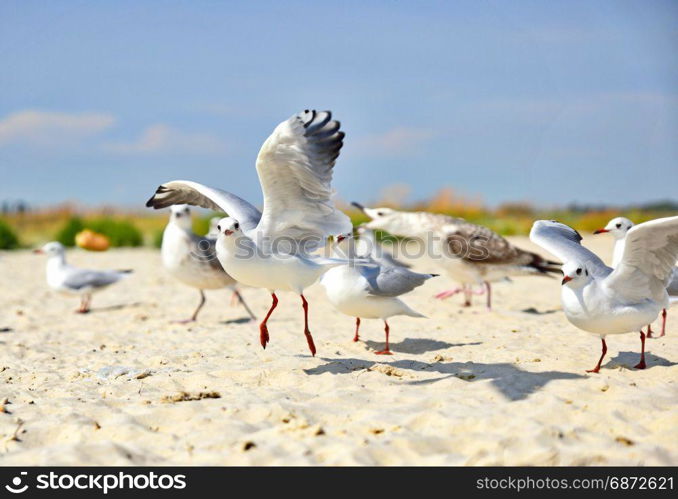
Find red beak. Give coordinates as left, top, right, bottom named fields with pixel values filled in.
left=593, top=228, right=609, bottom=234
left=561, top=275, right=573, bottom=285
left=33, top=249, right=44, bottom=254
left=337, top=235, right=346, bottom=242
left=224, top=230, right=234, bottom=236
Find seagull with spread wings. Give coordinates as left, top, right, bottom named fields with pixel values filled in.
left=147, top=110, right=352, bottom=355
left=593, top=216, right=678, bottom=337
left=352, top=204, right=560, bottom=309
left=530, top=217, right=678, bottom=372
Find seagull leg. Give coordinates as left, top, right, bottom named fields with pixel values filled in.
left=233, top=289, right=256, bottom=321
left=634, top=331, right=647, bottom=370
left=77, top=295, right=91, bottom=314
left=259, top=293, right=278, bottom=349
left=660, top=308, right=667, bottom=338
left=586, top=338, right=607, bottom=373
left=174, top=290, right=205, bottom=323
left=353, top=317, right=361, bottom=342
left=300, top=294, right=316, bottom=356
left=434, top=288, right=462, bottom=300
left=463, top=285, right=472, bottom=307
left=484, top=281, right=492, bottom=311
left=375, top=320, right=392, bottom=355
left=646, top=324, right=654, bottom=338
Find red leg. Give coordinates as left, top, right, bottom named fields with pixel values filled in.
left=634, top=331, right=647, bottom=369
left=434, top=288, right=463, bottom=300
left=353, top=317, right=361, bottom=342
left=375, top=320, right=392, bottom=355
left=259, top=293, right=278, bottom=349
left=300, top=294, right=316, bottom=356
left=660, top=308, right=667, bottom=338
left=586, top=338, right=607, bottom=373
left=646, top=324, right=653, bottom=338
left=485, top=281, right=492, bottom=311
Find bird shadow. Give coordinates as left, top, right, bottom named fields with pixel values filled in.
left=605, top=351, right=677, bottom=370
left=520, top=307, right=559, bottom=315
left=363, top=338, right=481, bottom=355
left=304, top=357, right=584, bottom=401
left=0, top=327, right=12, bottom=333
left=220, top=317, right=254, bottom=325
left=88, top=302, right=143, bottom=313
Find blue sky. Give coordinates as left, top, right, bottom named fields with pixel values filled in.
left=1, top=0, right=676, bottom=209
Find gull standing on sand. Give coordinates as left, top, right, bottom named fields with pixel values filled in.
left=593, top=216, right=678, bottom=337
left=530, top=217, right=678, bottom=372
left=146, top=110, right=352, bottom=355
left=320, top=233, right=436, bottom=354
left=161, top=205, right=255, bottom=322
left=353, top=204, right=561, bottom=309
left=34, top=242, right=132, bottom=313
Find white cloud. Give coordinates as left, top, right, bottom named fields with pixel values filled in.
left=0, top=110, right=115, bottom=147
left=103, top=124, right=227, bottom=155
left=353, top=127, right=436, bottom=156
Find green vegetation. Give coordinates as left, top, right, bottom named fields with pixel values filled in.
left=56, top=217, right=143, bottom=247
left=0, top=219, right=20, bottom=249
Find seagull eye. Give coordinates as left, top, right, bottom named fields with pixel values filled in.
left=615, top=223, right=621, bottom=229
left=217, top=225, right=221, bottom=232
left=576, top=268, right=582, bottom=275
left=234, top=222, right=239, bottom=230
left=377, top=211, right=384, bottom=217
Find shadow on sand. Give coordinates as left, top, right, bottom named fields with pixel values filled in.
left=363, top=338, right=481, bottom=355
left=88, top=302, right=143, bottom=313
left=305, top=356, right=584, bottom=401
left=604, top=351, right=677, bottom=370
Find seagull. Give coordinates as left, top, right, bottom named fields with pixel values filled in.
left=355, top=226, right=411, bottom=269
left=320, top=233, right=436, bottom=354
left=146, top=110, right=352, bottom=355
left=594, top=216, right=678, bottom=337
left=34, top=242, right=132, bottom=313
left=530, top=217, right=678, bottom=372
left=352, top=204, right=561, bottom=309
left=161, top=204, right=255, bottom=322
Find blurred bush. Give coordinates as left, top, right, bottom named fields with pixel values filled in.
left=56, top=217, right=143, bottom=247
left=0, top=219, right=20, bottom=249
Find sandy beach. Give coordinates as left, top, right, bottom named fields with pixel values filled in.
left=0, top=235, right=675, bottom=466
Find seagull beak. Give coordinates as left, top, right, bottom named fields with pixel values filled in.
left=224, top=230, right=234, bottom=236
left=336, top=235, right=346, bottom=242
left=561, top=275, right=573, bottom=285
left=593, top=228, right=608, bottom=234
left=351, top=202, right=366, bottom=213
left=33, top=249, right=44, bottom=254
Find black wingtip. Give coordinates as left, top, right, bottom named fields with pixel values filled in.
left=145, top=185, right=165, bottom=209
left=430, top=273, right=440, bottom=278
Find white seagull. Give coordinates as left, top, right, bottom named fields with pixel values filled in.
left=161, top=204, right=255, bottom=322
left=593, top=216, right=678, bottom=337
left=34, top=241, right=132, bottom=313
left=320, top=233, right=436, bottom=354
left=353, top=204, right=561, bottom=309
left=146, top=110, right=352, bottom=355
left=530, top=217, right=678, bottom=372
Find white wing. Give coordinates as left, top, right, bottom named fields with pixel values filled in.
left=606, top=216, right=678, bottom=301
left=254, top=110, right=352, bottom=250
left=529, top=220, right=609, bottom=278
left=146, top=180, right=262, bottom=233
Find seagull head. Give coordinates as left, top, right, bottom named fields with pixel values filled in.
left=34, top=241, right=65, bottom=257
left=561, top=261, right=590, bottom=287
left=593, top=217, right=634, bottom=239
left=352, top=202, right=397, bottom=231
left=216, top=217, right=242, bottom=238
left=169, top=204, right=192, bottom=229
